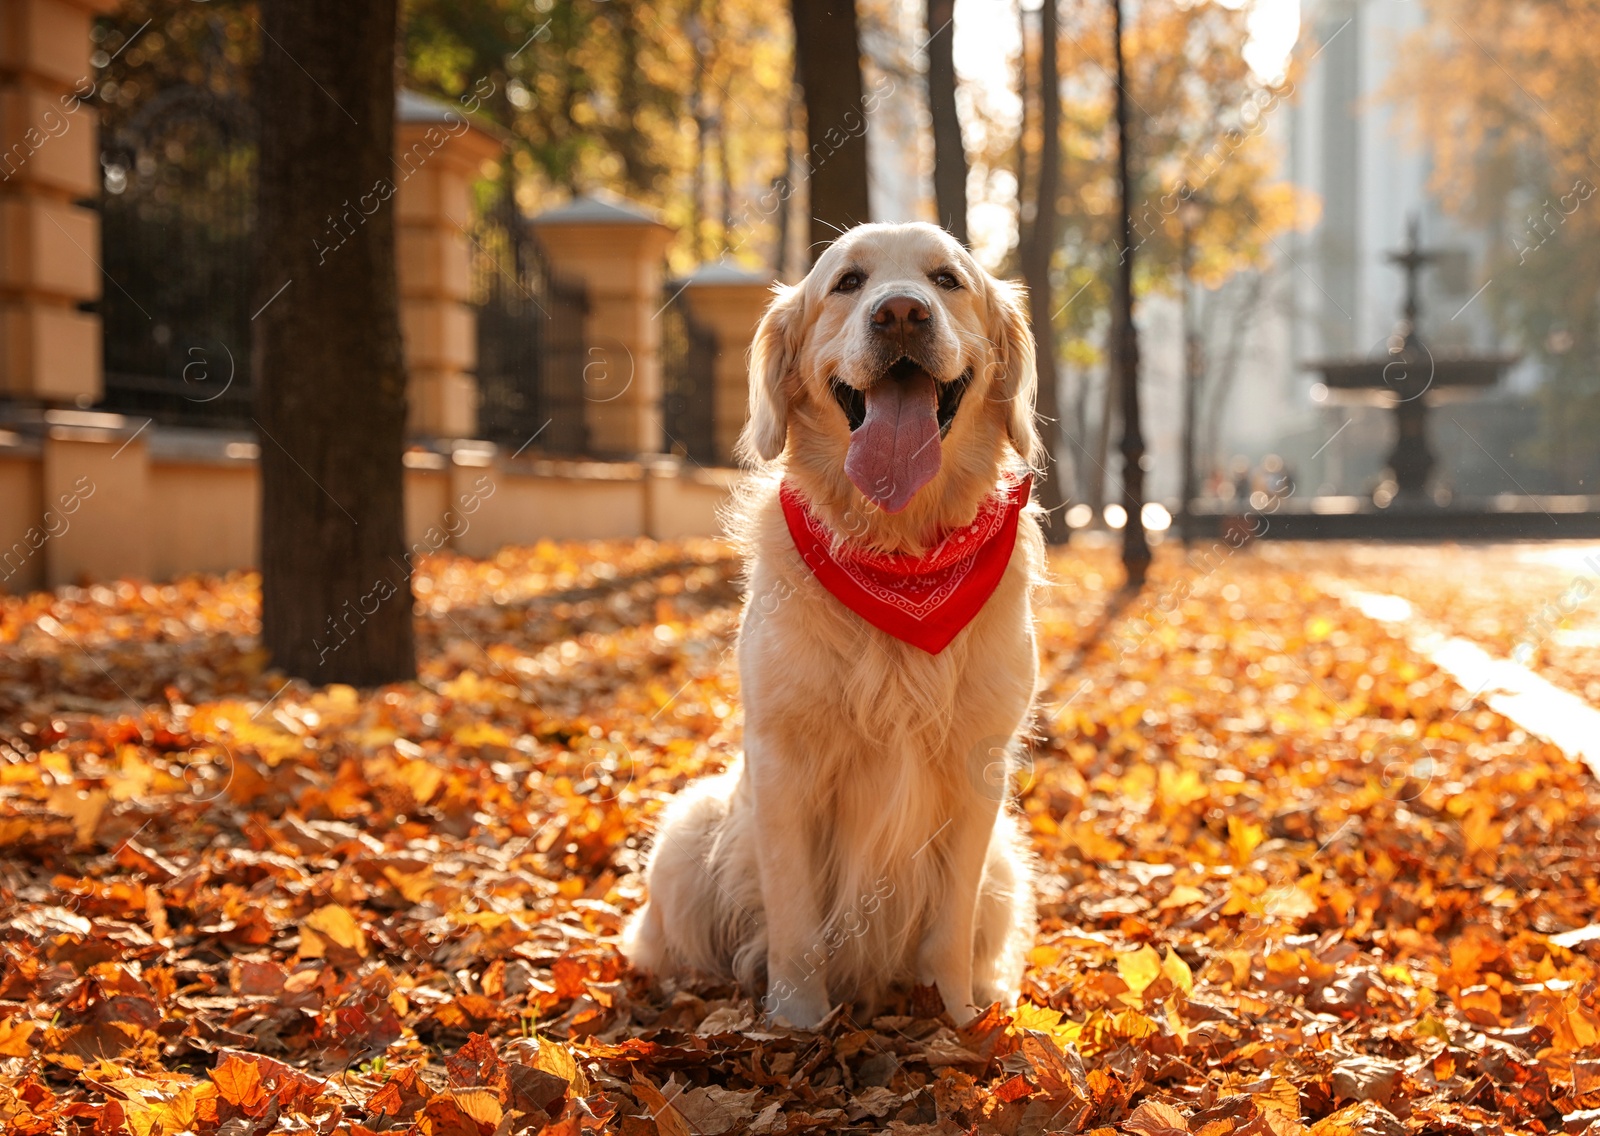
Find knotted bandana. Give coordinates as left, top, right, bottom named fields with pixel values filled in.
left=780, top=476, right=1032, bottom=654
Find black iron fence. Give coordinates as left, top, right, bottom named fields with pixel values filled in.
left=96, top=83, right=256, bottom=426
left=660, top=285, right=719, bottom=465
left=470, top=201, right=590, bottom=456
left=84, top=58, right=733, bottom=464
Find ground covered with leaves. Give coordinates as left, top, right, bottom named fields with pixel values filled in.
left=1276, top=543, right=1600, bottom=701
left=3, top=538, right=1600, bottom=1135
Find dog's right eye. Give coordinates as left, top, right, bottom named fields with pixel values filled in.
left=833, top=272, right=864, bottom=294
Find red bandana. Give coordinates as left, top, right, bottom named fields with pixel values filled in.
left=780, top=475, right=1033, bottom=655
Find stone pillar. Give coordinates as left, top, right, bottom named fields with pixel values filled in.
left=0, top=0, right=116, bottom=404
left=394, top=91, right=502, bottom=438
left=681, top=265, right=773, bottom=464
left=40, top=409, right=150, bottom=586
left=531, top=195, right=675, bottom=457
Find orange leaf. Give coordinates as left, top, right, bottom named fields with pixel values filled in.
left=631, top=1076, right=694, bottom=1136
left=1458, top=983, right=1503, bottom=1026
left=211, top=1053, right=267, bottom=1113
left=993, top=1073, right=1032, bottom=1102
left=1124, top=1099, right=1189, bottom=1136
left=0, top=1015, right=35, bottom=1057
left=303, top=904, right=369, bottom=958
left=419, top=1089, right=503, bottom=1136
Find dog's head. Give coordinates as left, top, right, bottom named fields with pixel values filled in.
left=740, top=222, right=1038, bottom=542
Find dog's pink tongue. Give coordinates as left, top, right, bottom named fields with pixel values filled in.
left=844, top=372, right=942, bottom=513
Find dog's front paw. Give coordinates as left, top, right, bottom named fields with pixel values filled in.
left=972, top=979, right=1020, bottom=1014
left=762, top=976, right=833, bottom=1030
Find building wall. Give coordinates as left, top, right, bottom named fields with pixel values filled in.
left=0, top=426, right=737, bottom=594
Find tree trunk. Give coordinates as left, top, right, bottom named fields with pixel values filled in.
left=1089, top=333, right=1113, bottom=513
left=1203, top=272, right=1266, bottom=486
left=718, top=106, right=735, bottom=252
left=926, top=0, right=968, bottom=244
left=1020, top=0, right=1068, bottom=542
left=1111, top=0, right=1150, bottom=587
left=791, top=0, right=871, bottom=260
left=1014, top=0, right=1032, bottom=259
left=689, top=9, right=709, bottom=260
left=255, top=0, right=415, bottom=684
left=773, top=95, right=796, bottom=278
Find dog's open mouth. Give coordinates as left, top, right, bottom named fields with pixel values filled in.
left=833, top=360, right=972, bottom=513
left=831, top=360, right=972, bottom=438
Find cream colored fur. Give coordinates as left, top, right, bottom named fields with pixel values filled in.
left=622, top=222, right=1042, bottom=1028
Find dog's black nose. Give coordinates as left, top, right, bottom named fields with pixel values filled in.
left=871, top=294, right=931, bottom=337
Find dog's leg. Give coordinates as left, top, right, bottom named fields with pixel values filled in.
left=748, top=742, right=832, bottom=1028
left=972, top=811, right=1034, bottom=1008
left=914, top=798, right=1000, bottom=1023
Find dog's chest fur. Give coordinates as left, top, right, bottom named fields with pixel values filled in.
left=734, top=486, right=1041, bottom=996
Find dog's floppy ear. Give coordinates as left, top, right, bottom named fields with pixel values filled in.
left=986, top=277, right=1041, bottom=468
left=739, top=283, right=804, bottom=463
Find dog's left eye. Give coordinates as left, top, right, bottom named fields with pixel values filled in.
left=933, top=270, right=962, bottom=290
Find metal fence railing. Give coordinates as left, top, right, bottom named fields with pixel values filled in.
left=471, top=199, right=590, bottom=456
left=96, top=82, right=257, bottom=427
left=659, top=285, right=719, bottom=465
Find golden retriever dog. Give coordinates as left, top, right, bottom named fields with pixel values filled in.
left=623, top=221, right=1042, bottom=1028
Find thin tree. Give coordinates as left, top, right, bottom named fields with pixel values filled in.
left=1201, top=271, right=1269, bottom=487
left=1110, top=0, right=1150, bottom=587
left=1021, top=0, right=1068, bottom=542
left=1013, top=0, right=1032, bottom=256
left=254, top=0, right=415, bottom=683
left=926, top=0, right=969, bottom=244
left=791, top=0, right=872, bottom=260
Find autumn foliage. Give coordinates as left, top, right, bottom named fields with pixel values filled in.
left=2, top=539, right=1599, bottom=1134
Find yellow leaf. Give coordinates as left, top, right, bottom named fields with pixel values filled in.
left=1379, top=963, right=1414, bottom=987
left=1158, top=764, right=1209, bottom=811
left=1227, top=816, right=1265, bottom=864
left=46, top=787, right=109, bottom=845
left=303, top=904, right=368, bottom=957
left=123, top=1086, right=203, bottom=1136
left=506, top=1035, right=590, bottom=1097
left=1066, top=821, right=1127, bottom=861
left=396, top=760, right=444, bottom=806
left=1161, top=947, right=1193, bottom=995
left=1251, top=1075, right=1302, bottom=1121
left=1010, top=1002, right=1064, bottom=1032
left=1027, top=943, right=1064, bottom=969
left=1157, top=884, right=1208, bottom=910
left=451, top=722, right=514, bottom=749
left=109, top=750, right=158, bottom=802
left=1165, top=999, right=1189, bottom=1047
left=384, top=864, right=436, bottom=904
left=1117, top=945, right=1163, bottom=996
left=1112, top=1008, right=1159, bottom=1040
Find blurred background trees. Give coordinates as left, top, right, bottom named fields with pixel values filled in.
left=1395, top=0, right=1600, bottom=489
left=97, top=0, right=1300, bottom=321
left=101, top=0, right=796, bottom=275
left=89, top=0, right=1309, bottom=606
left=993, top=0, right=1306, bottom=513
left=94, top=0, right=1600, bottom=512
